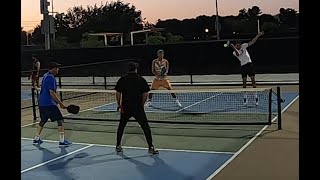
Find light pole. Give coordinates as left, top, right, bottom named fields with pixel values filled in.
left=51, top=0, right=55, bottom=47
left=41, top=0, right=50, bottom=50
left=215, top=0, right=220, bottom=40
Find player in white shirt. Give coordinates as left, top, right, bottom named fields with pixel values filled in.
left=229, top=31, right=264, bottom=105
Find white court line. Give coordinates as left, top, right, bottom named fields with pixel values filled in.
left=81, top=92, right=222, bottom=113
left=21, top=144, right=93, bottom=174
left=21, top=138, right=234, bottom=155
left=205, top=94, right=299, bottom=180
left=21, top=123, right=37, bottom=128
left=21, top=97, right=32, bottom=101
left=176, top=93, right=223, bottom=112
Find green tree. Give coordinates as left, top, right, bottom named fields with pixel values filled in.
left=238, top=9, right=249, bottom=20
left=261, top=22, right=279, bottom=33
left=277, top=8, right=298, bottom=31
left=30, top=25, right=44, bottom=44
left=52, top=36, right=69, bottom=49
left=166, top=33, right=183, bottom=43
left=146, top=35, right=166, bottom=45
left=55, top=0, right=143, bottom=43
left=80, top=32, right=104, bottom=48
left=21, top=27, right=27, bottom=45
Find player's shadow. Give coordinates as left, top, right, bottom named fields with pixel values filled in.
left=119, top=153, right=194, bottom=180
left=34, top=145, right=79, bottom=180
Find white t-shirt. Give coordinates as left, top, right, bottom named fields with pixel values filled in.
left=233, top=43, right=252, bottom=66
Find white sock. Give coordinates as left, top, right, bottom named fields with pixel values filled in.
left=34, top=134, right=40, bottom=141
left=254, top=92, right=258, bottom=99
left=244, top=94, right=247, bottom=99
left=59, top=132, right=65, bottom=142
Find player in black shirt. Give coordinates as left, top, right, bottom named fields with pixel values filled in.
left=114, top=62, right=159, bottom=155
left=29, top=55, right=40, bottom=88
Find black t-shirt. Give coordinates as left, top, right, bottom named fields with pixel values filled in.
left=114, top=72, right=150, bottom=108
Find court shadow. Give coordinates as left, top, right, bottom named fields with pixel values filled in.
left=119, top=153, right=194, bottom=180
left=34, top=145, right=77, bottom=179
left=21, top=143, right=41, bottom=152
left=47, top=151, right=134, bottom=169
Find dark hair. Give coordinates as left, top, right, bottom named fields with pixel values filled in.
left=234, top=41, right=242, bottom=45
left=48, top=62, right=61, bottom=70
left=128, top=62, right=139, bottom=71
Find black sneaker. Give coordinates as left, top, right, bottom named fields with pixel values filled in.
left=148, top=146, right=159, bottom=155
left=115, top=145, right=123, bottom=153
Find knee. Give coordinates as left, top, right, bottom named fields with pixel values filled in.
left=39, top=120, right=47, bottom=127
left=140, top=122, right=150, bottom=129
left=57, top=120, right=63, bottom=126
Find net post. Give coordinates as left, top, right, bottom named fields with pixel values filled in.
left=92, top=76, right=95, bottom=85
left=104, top=75, right=107, bottom=89
left=277, top=86, right=282, bottom=130
left=31, top=87, right=37, bottom=123
left=58, top=75, right=63, bottom=101
left=268, top=88, right=272, bottom=125
left=190, top=74, right=193, bottom=84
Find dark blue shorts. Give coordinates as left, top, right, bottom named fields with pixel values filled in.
left=39, top=105, right=63, bottom=122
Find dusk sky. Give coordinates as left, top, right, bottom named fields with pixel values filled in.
left=21, top=0, right=299, bottom=31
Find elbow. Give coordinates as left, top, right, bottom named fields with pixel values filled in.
left=49, top=91, right=55, bottom=96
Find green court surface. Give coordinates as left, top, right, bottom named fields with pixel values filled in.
left=21, top=92, right=298, bottom=153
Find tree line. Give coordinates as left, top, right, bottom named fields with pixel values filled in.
left=21, top=0, right=298, bottom=47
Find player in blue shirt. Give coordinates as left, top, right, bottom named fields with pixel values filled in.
left=33, top=62, right=72, bottom=147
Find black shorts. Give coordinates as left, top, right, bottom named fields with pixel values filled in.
left=240, top=63, right=255, bottom=78
left=120, top=107, right=148, bottom=125
left=39, top=105, right=63, bottom=123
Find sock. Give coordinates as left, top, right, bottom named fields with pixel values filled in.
left=244, top=94, right=247, bottom=102
left=34, top=134, right=40, bottom=141
left=59, top=132, right=65, bottom=143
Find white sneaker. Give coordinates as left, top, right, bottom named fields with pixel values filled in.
left=243, top=98, right=248, bottom=106
left=145, top=101, right=151, bottom=107
left=175, top=99, right=182, bottom=107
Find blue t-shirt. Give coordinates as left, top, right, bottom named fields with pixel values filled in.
left=38, top=72, right=57, bottom=106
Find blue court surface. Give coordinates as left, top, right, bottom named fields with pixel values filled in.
left=21, top=90, right=32, bottom=101
left=21, top=92, right=299, bottom=180
left=21, top=139, right=233, bottom=180
left=93, top=92, right=298, bottom=114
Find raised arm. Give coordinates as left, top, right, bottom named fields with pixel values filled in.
left=230, top=44, right=240, bottom=56
left=248, top=31, right=264, bottom=46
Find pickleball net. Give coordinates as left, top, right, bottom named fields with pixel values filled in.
left=31, top=87, right=282, bottom=129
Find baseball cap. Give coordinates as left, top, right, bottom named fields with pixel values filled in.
left=48, top=62, right=61, bottom=70
left=157, top=49, right=164, bottom=54
left=128, top=62, right=139, bottom=71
